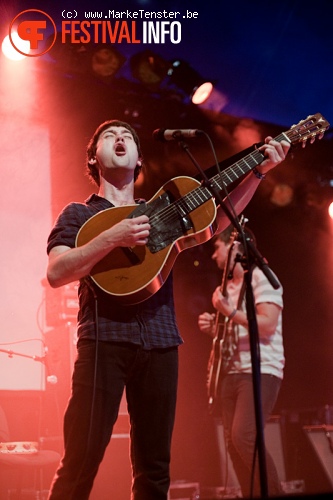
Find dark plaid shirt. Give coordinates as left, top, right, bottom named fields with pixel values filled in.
left=47, top=194, right=183, bottom=349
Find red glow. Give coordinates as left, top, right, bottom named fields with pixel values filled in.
left=0, top=51, right=52, bottom=390
left=328, top=201, right=333, bottom=219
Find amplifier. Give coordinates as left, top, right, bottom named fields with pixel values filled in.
left=168, top=481, right=200, bottom=499
left=303, top=425, right=333, bottom=492
left=44, top=282, right=79, bottom=326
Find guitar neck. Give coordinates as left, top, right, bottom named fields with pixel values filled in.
left=181, top=132, right=289, bottom=212
left=162, top=112, right=330, bottom=221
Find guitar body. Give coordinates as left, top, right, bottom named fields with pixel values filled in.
left=76, top=176, right=217, bottom=304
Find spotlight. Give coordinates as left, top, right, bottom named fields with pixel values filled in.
left=270, top=184, right=294, bottom=207
left=2, top=33, right=30, bottom=61
left=91, top=45, right=125, bottom=78
left=168, top=59, right=213, bottom=104
left=47, top=37, right=90, bottom=74
left=328, top=201, right=333, bottom=219
left=130, top=50, right=169, bottom=91
left=48, top=40, right=125, bottom=79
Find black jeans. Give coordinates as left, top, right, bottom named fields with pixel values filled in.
left=48, top=340, right=178, bottom=500
left=220, top=373, right=282, bottom=498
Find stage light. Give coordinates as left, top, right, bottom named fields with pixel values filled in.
left=2, top=33, right=30, bottom=61
left=130, top=50, right=170, bottom=91
left=191, top=81, right=213, bottom=104
left=48, top=40, right=125, bottom=79
left=168, top=59, right=213, bottom=104
left=130, top=52, right=214, bottom=103
left=91, top=45, right=125, bottom=78
left=270, top=184, right=294, bottom=207
left=328, top=201, right=333, bottom=219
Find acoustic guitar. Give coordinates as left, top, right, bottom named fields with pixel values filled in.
left=76, top=113, right=329, bottom=304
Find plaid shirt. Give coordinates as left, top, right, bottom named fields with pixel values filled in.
left=47, top=194, right=183, bottom=349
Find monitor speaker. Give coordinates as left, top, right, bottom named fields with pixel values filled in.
left=303, top=425, right=333, bottom=491
left=215, top=415, right=286, bottom=488
left=90, top=435, right=132, bottom=500
left=265, top=416, right=286, bottom=482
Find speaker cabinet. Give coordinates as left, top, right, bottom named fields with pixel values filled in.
left=90, top=395, right=131, bottom=499
left=214, top=415, right=286, bottom=489
left=303, top=425, right=333, bottom=493
left=90, top=434, right=132, bottom=500
left=265, top=416, right=286, bottom=482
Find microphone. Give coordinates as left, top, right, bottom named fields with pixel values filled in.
left=153, top=128, right=204, bottom=142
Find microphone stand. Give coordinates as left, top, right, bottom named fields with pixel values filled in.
left=0, top=347, right=46, bottom=364
left=0, top=347, right=57, bottom=384
left=177, top=138, right=280, bottom=498
left=0, top=346, right=53, bottom=446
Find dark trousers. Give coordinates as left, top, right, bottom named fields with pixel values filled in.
left=220, top=373, right=282, bottom=498
left=48, top=340, right=178, bottom=500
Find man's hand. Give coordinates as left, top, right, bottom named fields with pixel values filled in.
left=257, top=136, right=291, bottom=175
left=198, top=312, right=216, bottom=337
left=212, top=286, right=234, bottom=317
left=109, top=215, right=150, bottom=247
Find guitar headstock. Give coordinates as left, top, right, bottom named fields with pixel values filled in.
left=229, top=215, right=247, bottom=246
left=286, top=113, right=330, bottom=148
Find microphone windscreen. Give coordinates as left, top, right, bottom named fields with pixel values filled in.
left=152, top=129, right=166, bottom=141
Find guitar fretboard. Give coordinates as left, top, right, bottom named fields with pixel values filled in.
left=174, top=132, right=289, bottom=216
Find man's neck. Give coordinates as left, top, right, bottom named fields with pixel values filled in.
left=233, top=264, right=244, bottom=283
left=98, top=179, right=135, bottom=206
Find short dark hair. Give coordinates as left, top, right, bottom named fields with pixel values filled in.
left=216, top=225, right=234, bottom=244
left=86, top=119, right=143, bottom=186
left=216, top=225, right=256, bottom=252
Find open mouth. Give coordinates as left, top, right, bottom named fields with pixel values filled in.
left=115, top=143, right=126, bottom=155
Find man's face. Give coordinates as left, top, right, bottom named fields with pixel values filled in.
left=212, top=240, right=230, bottom=270
left=212, top=239, right=241, bottom=271
left=95, top=125, right=139, bottom=177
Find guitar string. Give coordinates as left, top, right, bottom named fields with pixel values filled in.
left=146, top=147, right=267, bottom=229
left=146, top=122, right=323, bottom=230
